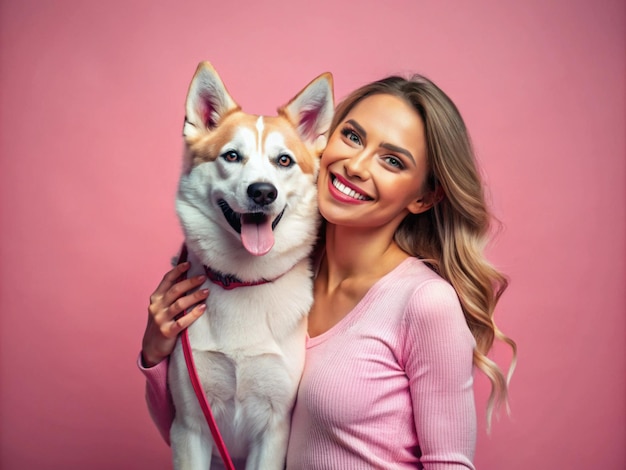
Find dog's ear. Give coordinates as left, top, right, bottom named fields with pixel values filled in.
left=280, top=73, right=334, bottom=154
left=184, top=62, right=239, bottom=138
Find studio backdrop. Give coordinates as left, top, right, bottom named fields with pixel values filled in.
left=0, top=1, right=624, bottom=469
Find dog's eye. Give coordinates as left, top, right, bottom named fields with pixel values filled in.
left=277, top=154, right=294, bottom=167
left=222, top=150, right=241, bottom=162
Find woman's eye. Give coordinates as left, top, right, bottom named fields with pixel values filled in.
left=384, top=156, right=404, bottom=169
left=341, top=128, right=361, bottom=145
left=222, top=150, right=241, bottom=162
left=277, top=154, right=294, bottom=167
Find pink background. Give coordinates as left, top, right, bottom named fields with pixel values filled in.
left=1, top=0, right=624, bottom=468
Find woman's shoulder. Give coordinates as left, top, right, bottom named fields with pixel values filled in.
left=368, top=257, right=461, bottom=321
left=391, top=257, right=464, bottom=320
left=392, top=257, right=452, bottom=289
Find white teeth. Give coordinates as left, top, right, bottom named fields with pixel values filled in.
left=332, top=177, right=369, bottom=201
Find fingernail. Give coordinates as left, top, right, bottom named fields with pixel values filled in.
left=200, top=289, right=209, bottom=295
left=196, top=275, right=206, bottom=282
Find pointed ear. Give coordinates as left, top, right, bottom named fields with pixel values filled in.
left=279, top=73, right=334, bottom=154
left=183, top=61, right=239, bottom=138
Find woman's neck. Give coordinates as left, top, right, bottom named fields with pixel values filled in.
left=321, top=222, right=409, bottom=288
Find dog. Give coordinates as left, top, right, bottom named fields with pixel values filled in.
left=167, top=61, right=334, bottom=470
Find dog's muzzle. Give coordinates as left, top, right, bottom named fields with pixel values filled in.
left=217, top=183, right=285, bottom=256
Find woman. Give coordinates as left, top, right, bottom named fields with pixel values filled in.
left=140, top=74, right=516, bottom=469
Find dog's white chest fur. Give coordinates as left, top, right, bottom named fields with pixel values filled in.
left=169, top=252, right=311, bottom=464
left=165, top=61, right=333, bottom=470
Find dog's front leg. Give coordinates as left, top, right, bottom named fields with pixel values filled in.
left=245, top=416, right=290, bottom=470
left=170, top=416, right=213, bottom=470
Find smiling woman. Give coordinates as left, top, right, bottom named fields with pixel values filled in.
left=318, top=93, right=432, bottom=229
left=317, top=76, right=516, bottom=422
left=291, top=76, right=516, bottom=469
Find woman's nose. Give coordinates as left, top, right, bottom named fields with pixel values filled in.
left=344, top=150, right=371, bottom=179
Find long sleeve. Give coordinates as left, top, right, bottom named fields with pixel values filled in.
left=137, top=354, right=174, bottom=445
left=403, top=280, right=477, bottom=469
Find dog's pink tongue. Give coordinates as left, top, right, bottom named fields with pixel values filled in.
left=241, top=215, right=274, bottom=256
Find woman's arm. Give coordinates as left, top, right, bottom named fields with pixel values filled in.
left=138, top=355, right=175, bottom=444
left=403, top=280, right=477, bottom=470
left=139, top=262, right=209, bottom=443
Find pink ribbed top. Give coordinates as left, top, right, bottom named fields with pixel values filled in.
left=140, top=257, right=477, bottom=469
left=285, top=257, right=476, bottom=469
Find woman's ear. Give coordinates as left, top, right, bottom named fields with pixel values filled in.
left=407, top=198, right=432, bottom=215
left=407, top=186, right=444, bottom=214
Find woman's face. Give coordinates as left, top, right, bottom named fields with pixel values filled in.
left=317, top=93, right=431, bottom=231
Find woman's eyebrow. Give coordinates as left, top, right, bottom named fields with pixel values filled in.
left=346, top=119, right=367, bottom=138
left=380, top=142, right=415, bottom=164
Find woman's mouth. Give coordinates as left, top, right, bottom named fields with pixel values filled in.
left=329, top=174, right=373, bottom=202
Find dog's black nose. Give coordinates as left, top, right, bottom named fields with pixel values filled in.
left=247, top=182, right=277, bottom=206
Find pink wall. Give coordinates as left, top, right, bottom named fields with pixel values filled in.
left=1, top=0, right=624, bottom=468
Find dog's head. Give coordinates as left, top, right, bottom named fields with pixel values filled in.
left=176, top=62, right=333, bottom=272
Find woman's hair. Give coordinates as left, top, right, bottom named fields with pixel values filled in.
left=329, top=75, right=517, bottom=427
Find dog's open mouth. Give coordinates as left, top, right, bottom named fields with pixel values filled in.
left=217, top=199, right=285, bottom=256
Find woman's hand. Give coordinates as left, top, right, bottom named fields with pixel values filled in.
left=141, top=262, right=209, bottom=368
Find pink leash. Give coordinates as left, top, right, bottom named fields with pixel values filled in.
left=177, top=244, right=236, bottom=470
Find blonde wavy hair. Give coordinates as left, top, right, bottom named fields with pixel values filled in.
left=330, top=75, right=517, bottom=427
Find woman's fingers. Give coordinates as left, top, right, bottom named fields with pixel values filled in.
left=147, top=262, right=207, bottom=323
left=149, top=262, right=191, bottom=304
left=142, top=301, right=207, bottom=367
left=142, top=264, right=209, bottom=367
left=169, top=302, right=207, bottom=335
left=162, top=274, right=207, bottom=309
left=166, top=288, right=209, bottom=322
